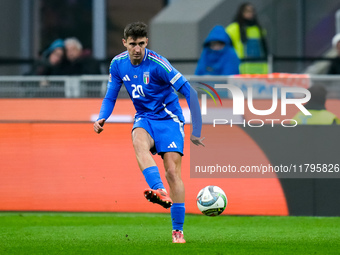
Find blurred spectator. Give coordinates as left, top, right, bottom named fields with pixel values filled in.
left=195, top=25, right=240, bottom=75
left=328, top=33, right=340, bottom=74
left=292, top=84, right=340, bottom=125
left=28, top=39, right=66, bottom=75
left=63, top=37, right=101, bottom=75
left=226, top=2, right=268, bottom=74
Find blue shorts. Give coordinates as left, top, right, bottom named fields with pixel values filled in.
left=132, top=117, right=185, bottom=156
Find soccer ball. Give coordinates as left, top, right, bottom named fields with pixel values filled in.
left=196, top=185, right=227, bottom=216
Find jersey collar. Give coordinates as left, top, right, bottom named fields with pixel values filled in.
left=143, top=48, right=149, bottom=62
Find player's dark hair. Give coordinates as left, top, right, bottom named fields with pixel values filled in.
left=124, top=22, right=148, bottom=40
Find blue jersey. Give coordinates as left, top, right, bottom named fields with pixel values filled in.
left=107, top=49, right=186, bottom=122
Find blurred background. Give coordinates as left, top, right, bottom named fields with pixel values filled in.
left=1, top=0, right=340, bottom=75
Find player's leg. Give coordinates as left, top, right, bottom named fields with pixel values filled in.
left=163, top=152, right=186, bottom=243
left=163, top=152, right=184, bottom=202
left=131, top=127, right=156, bottom=171
left=132, top=127, right=172, bottom=208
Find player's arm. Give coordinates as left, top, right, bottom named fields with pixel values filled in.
left=94, top=82, right=121, bottom=134
left=178, top=82, right=205, bottom=146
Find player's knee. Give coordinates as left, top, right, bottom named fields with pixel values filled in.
left=132, top=137, right=141, bottom=149
left=132, top=137, right=148, bottom=152
left=165, top=166, right=181, bottom=183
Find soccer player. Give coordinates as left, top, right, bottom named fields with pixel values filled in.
left=93, top=21, right=204, bottom=243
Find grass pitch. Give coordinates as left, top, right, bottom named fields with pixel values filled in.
left=0, top=212, right=339, bottom=255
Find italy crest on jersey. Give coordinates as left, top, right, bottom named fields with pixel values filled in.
left=143, top=72, right=150, bottom=85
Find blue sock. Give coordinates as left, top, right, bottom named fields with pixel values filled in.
left=171, top=203, right=185, bottom=231
left=142, top=166, right=165, bottom=190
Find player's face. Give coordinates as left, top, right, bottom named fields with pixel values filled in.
left=123, top=36, right=148, bottom=65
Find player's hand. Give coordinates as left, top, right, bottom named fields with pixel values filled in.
left=190, top=134, right=205, bottom=147
left=94, top=118, right=105, bottom=134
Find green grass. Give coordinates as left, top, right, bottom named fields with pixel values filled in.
left=0, top=212, right=339, bottom=255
